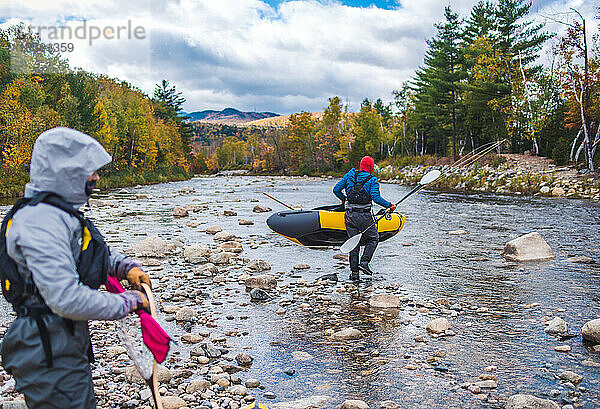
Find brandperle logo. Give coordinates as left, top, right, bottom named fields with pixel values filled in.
left=28, top=19, right=146, bottom=49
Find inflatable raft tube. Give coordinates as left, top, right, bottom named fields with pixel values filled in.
left=266, top=204, right=405, bottom=247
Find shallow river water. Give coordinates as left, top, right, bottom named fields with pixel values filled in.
left=1, top=175, right=599, bottom=408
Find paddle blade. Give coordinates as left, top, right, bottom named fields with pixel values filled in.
left=340, top=234, right=362, bottom=253
left=419, top=169, right=441, bottom=185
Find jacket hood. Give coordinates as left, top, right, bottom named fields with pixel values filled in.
left=25, top=127, right=111, bottom=205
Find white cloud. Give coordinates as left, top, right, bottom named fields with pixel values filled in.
left=1, top=0, right=598, bottom=114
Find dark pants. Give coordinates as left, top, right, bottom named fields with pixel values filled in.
left=344, top=209, right=379, bottom=272
left=1, top=315, right=96, bottom=409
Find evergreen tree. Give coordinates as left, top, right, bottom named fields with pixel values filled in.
left=412, top=6, right=466, bottom=157
left=153, top=79, right=192, bottom=159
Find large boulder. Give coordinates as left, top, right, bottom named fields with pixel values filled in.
left=502, top=232, right=555, bottom=262
left=253, top=205, right=272, bottom=213
left=245, top=274, right=277, bottom=290
left=505, top=394, right=559, bottom=409
left=128, top=236, right=175, bottom=257
left=582, top=319, right=600, bottom=344
left=369, top=294, right=403, bottom=309
left=183, top=244, right=211, bottom=263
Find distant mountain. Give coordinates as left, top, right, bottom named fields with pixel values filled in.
left=184, top=108, right=280, bottom=125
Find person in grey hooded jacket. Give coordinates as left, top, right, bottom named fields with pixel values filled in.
left=0, top=127, right=151, bottom=409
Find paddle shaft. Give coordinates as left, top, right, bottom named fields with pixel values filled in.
left=262, top=192, right=295, bottom=210
left=141, top=283, right=163, bottom=409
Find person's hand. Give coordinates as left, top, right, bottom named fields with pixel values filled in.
left=131, top=290, right=149, bottom=312
left=127, top=267, right=151, bottom=289
left=388, top=204, right=396, bottom=212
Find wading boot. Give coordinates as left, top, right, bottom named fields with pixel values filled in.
left=349, top=271, right=360, bottom=281
left=358, top=263, right=373, bottom=275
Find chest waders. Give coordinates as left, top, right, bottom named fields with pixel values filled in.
left=1, top=192, right=111, bottom=368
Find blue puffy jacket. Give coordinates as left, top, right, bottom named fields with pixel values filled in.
left=333, top=168, right=392, bottom=208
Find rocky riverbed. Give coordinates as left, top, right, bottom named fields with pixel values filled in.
left=379, top=154, right=600, bottom=201
left=1, top=175, right=599, bottom=409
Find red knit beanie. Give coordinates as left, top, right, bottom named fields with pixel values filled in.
left=360, top=156, right=374, bottom=173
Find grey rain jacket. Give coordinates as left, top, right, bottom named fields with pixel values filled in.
left=0, top=127, right=141, bottom=408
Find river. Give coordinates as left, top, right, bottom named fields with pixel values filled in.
left=1, top=175, right=599, bottom=408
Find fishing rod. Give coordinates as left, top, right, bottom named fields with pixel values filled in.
left=453, top=139, right=506, bottom=169
left=262, top=192, right=295, bottom=210
left=340, top=169, right=441, bottom=253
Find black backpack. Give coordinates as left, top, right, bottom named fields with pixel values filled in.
left=346, top=170, right=373, bottom=205
left=1, top=192, right=110, bottom=310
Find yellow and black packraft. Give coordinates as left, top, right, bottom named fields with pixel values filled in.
left=0, top=192, right=110, bottom=367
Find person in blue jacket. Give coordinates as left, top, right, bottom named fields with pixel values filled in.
left=333, top=156, right=395, bottom=280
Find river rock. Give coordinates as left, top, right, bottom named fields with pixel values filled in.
left=194, top=263, right=219, bottom=276
left=235, top=353, right=254, bottom=366
left=555, top=345, right=571, bottom=352
left=2, top=401, right=27, bottom=409
left=505, top=394, right=559, bottom=409
left=551, top=187, right=565, bottom=197
left=474, top=380, right=497, bottom=388
left=239, top=219, right=254, bottom=225
left=560, top=370, right=583, bottom=385
left=175, top=307, right=197, bottom=322
left=183, top=244, right=211, bottom=263
left=181, top=333, right=205, bottom=344
left=214, top=231, right=237, bottom=241
left=448, top=229, right=468, bottom=235
left=544, top=317, right=568, bottom=335
left=340, top=400, right=369, bottom=409
left=173, top=207, right=189, bottom=217
left=191, top=342, right=221, bottom=358
left=502, top=232, right=555, bottom=262
left=186, top=379, right=211, bottom=393
left=224, top=210, right=237, bottom=216
left=293, top=263, right=311, bottom=270
left=380, top=401, right=400, bottom=409
left=333, top=328, right=364, bottom=341
left=126, top=364, right=172, bottom=384
left=270, top=396, right=331, bottom=409
left=246, top=259, right=271, bottom=272
left=565, top=255, right=595, bottom=264
left=245, top=274, right=277, bottom=290
left=220, top=240, right=243, bottom=253
left=162, top=396, right=187, bottom=409
left=228, top=385, right=248, bottom=396
left=253, top=205, right=272, bottom=213
left=292, top=351, right=314, bottom=361
left=540, top=186, right=550, bottom=194
left=210, top=252, right=237, bottom=265
left=369, top=294, right=403, bottom=308
left=245, top=378, right=260, bottom=388
left=426, top=318, right=451, bottom=334
left=249, top=288, right=270, bottom=301
left=205, top=225, right=222, bottom=235
left=128, top=236, right=175, bottom=257
left=582, top=319, right=600, bottom=344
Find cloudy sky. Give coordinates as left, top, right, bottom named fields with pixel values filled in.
left=1, top=0, right=598, bottom=114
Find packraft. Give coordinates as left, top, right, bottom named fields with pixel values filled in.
left=267, top=204, right=404, bottom=247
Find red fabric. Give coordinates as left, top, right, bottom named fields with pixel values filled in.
left=360, top=156, right=374, bottom=173
left=105, top=276, right=171, bottom=363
